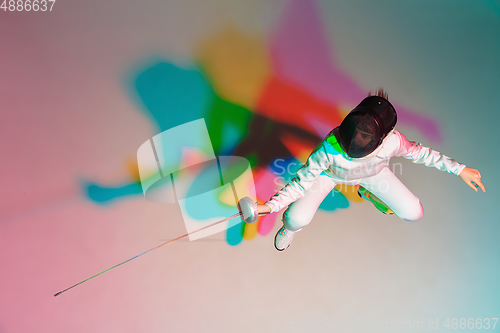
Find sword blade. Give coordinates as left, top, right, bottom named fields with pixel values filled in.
left=54, top=212, right=242, bottom=297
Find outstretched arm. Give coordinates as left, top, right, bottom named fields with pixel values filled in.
left=263, top=141, right=332, bottom=213
left=394, top=130, right=466, bottom=175
left=459, top=167, right=486, bottom=192
left=393, top=131, right=485, bottom=192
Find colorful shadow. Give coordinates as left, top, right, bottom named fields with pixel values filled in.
left=83, top=0, right=442, bottom=246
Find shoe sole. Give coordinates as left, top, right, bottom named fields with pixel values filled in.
left=358, top=187, right=394, bottom=215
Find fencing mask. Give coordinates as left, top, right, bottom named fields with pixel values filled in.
left=338, top=95, right=397, bottom=158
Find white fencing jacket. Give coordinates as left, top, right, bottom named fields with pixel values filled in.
left=265, top=128, right=466, bottom=213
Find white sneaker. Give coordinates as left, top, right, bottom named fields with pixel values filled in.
left=274, top=225, right=296, bottom=251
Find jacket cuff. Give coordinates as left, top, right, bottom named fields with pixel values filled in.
left=455, top=164, right=467, bottom=176
left=264, top=201, right=279, bottom=214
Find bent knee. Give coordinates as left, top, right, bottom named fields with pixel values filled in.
left=399, top=200, right=424, bottom=222
left=283, top=210, right=312, bottom=231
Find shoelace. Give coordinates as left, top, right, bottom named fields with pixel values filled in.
left=358, top=186, right=370, bottom=200
left=278, top=226, right=288, bottom=237
left=358, top=187, right=394, bottom=214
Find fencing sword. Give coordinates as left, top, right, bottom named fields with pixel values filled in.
left=54, top=197, right=264, bottom=297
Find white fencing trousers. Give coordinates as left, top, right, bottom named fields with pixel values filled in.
left=283, top=167, right=424, bottom=231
